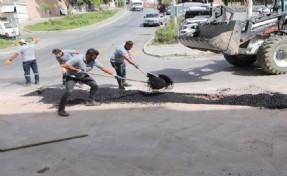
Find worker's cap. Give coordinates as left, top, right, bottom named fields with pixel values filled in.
left=19, top=39, right=27, bottom=44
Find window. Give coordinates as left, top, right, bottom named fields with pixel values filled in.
left=4, top=23, right=16, bottom=29
left=185, top=10, right=210, bottom=19
left=1, top=5, right=15, bottom=13
left=146, top=14, right=159, bottom=18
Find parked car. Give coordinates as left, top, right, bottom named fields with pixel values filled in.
left=258, top=7, right=273, bottom=14
left=0, top=21, right=20, bottom=38
left=130, top=0, right=144, bottom=11
left=180, top=23, right=199, bottom=35
left=60, top=8, right=68, bottom=16
left=143, top=13, right=167, bottom=27
left=182, top=15, right=209, bottom=25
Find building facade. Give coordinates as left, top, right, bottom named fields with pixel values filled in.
left=0, top=0, right=68, bottom=24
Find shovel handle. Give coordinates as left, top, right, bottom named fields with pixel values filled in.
left=37, top=77, right=62, bottom=90
left=137, top=67, right=148, bottom=77
left=89, top=72, right=147, bottom=83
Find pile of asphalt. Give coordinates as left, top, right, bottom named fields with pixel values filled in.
left=24, top=87, right=287, bottom=109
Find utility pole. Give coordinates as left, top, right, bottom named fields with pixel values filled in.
left=246, top=0, right=253, bottom=19
left=172, top=0, right=179, bottom=38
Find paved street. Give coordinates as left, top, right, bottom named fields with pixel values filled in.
left=1, top=8, right=287, bottom=176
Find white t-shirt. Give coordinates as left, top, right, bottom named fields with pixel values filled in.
left=66, top=54, right=103, bottom=78
left=111, top=43, right=130, bottom=63
left=17, top=43, right=36, bottom=62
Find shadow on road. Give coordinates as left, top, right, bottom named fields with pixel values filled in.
left=150, top=60, right=271, bottom=84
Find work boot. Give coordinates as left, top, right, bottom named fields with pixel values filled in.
left=35, top=81, right=40, bottom=85
left=85, top=100, right=101, bottom=106
left=24, top=82, right=31, bottom=86
left=119, top=86, right=125, bottom=90
left=123, top=83, right=132, bottom=87
left=58, top=110, right=70, bottom=117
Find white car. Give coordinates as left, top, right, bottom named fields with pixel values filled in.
left=130, top=0, right=144, bottom=11
left=0, top=21, right=20, bottom=38
left=181, top=16, right=208, bottom=30
left=261, top=7, right=273, bottom=14
left=143, top=13, right=167, bottom=27
left=180, top=23, right=199, bottom=35
left=183, top=15, right=210, bottom=23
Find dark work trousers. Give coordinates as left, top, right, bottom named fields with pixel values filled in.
left=58, top=74, right=98, bottom=111
left=22, top=59, right=39, bottom=84
left=62, top=73, right=66, bottom=85
left=111, top=61, right=126, bottom=86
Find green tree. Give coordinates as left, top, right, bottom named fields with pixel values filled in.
left=90, top=0, right=104, bottom=9
left=76, top=0, right=104, bottom=9
left=43, top=3, right=52, bottom=19
left=76, top=0, right=85, bottom=4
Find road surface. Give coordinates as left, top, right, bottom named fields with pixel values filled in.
left=1, top=8, right=287, bottom=176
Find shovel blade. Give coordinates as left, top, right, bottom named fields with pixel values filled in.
left=147, top=73, right=157, bottom=78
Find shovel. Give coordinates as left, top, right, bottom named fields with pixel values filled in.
left=36, top=77, right=62, bottom=94
left=89, top=72, right=147, bottom=83
left=136, top=67, right=157, bottom=78
left=89, top=72, right=171, bottom=90
left=136, top=67, right=174, bottom=89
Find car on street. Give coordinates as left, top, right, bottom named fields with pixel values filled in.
left=180, top=23, right=199, bottom=35
left=0, top=21, right=20, bottom=38
left=143, top=13, right=167, bottom=27
left=181, top=15, right=208, bottom=31
left=256, top=5, right=273, bottom=14
left=60, top=8, right=68, bottom=15
left=182, top=15, right=209, bottom=25
left=130, top=0, right=144, bottom=11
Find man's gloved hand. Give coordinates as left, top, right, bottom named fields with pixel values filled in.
left=114, top=74, right=121, bottom=80
left=77, top=69, right=85, bottom=74
left=77, top=69, right=88, bottom=78
left=5, top=59, right=11, bottom=65
left=134, top=64, right=139, bottom=69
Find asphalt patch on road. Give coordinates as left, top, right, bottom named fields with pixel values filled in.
left=24, top=87, right=287, bottom=109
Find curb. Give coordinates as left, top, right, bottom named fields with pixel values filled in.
left=142, top=37, right=217, bottom=58
left=23, top=8, right=129, bottom=33
left=142, top=37, right=161, bottom=57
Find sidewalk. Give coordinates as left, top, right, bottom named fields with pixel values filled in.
left=143, top=38, right=216, bottom=58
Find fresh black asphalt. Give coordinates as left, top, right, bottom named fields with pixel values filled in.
left=24, top=87, right=287, bottom=109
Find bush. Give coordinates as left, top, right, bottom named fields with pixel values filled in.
left=117, top=0, right=125, bottom=7
left=153, top=17, right=183, bottom=44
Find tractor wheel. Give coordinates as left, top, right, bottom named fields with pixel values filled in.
left=224, top=54, right=257, bottom=67
left=257, top=35, right=287, bottom=74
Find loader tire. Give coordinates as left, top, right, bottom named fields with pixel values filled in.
left=224, top=54, right=257, bottom=67
left=257, top=35, right=287, bottom=75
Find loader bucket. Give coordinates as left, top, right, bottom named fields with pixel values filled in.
left=179, top=20, right=242, bottom=55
